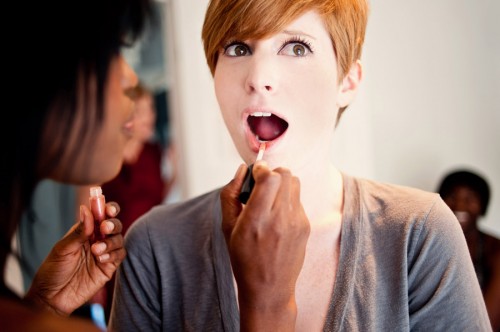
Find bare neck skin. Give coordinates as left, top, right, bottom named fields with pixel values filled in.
left=288, top=133, right=343, bottom=227
left=297, top=162, right=343, bottom=227
left=122, top=139, right=144, bottom=164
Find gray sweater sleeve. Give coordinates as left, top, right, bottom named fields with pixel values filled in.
left=108, top=217, right=162, bottom=331
left=407, top=198, right=492, bottom=331
left=108, top=191, right=234, bottom=332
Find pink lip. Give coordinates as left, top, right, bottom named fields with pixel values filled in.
left=243, top=107, right=288, bottom=153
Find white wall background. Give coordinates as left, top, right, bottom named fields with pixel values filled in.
left=163, top=0, right=500, bottom=236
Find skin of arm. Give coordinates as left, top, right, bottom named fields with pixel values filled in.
left=0, top=297, right=101, bottom=332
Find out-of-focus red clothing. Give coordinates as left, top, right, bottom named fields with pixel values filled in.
left=102, top=142, right=165, bottom=235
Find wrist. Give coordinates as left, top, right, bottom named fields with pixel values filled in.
left=238, top=296, right=297, bottom=332
left=24, top=288, right=69, bottom=317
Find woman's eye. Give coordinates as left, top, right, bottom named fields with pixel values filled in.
left=224, top=43, right=250, bottom=57
left=281, top=42, right=310, bottom=57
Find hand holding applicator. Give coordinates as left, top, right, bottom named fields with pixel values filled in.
left=239, top=142, right=266, bottom=204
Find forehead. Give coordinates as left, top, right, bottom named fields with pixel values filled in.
left=281, top=10, right=326, bottom=34
left=223, top=6, right=321, bottom=41
left=447, top=185, right=481, bottom=198
left=227, top=10, right=329, bottom=45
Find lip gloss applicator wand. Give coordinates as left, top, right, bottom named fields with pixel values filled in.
left=239, top=141, right=266, bottom=204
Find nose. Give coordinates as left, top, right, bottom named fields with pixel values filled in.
left=245, top=54, right=277, bottom=95
left=120, top=56, right=139, bottom=90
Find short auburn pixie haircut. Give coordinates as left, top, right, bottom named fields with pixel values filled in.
left=202, top=0, right=369, bottom=82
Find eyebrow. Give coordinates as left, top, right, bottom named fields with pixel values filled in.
left=281, top=29, right=317, bottom=40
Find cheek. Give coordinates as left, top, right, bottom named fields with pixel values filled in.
left=292, top=59, right=338, bottom=99
left=444, top=197, right=456, bottom=209
left=469, top=201, right=483, bottom=216
left=293, top=66, right=338, bottom=128
left=91, top=96, right=129, bottom=180
left=314, top=62, right=339, bottom=100
left=214, top=70, right=239, bottom=124
left=214, top=67, right=231, bottom=104
left=90, top=123, right=124, bottom=180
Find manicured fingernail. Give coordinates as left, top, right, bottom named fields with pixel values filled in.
left=99, top=253, right=110, bottom=262
left=96, top=242, right=107, bottom=254
left=108, top=205, right=117, bottom=215
left=79, top=206, right=84, bottom=221
left=106, top=221, right=115, bottom=232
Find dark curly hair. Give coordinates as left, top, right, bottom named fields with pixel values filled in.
left=437, top=169, right=490, bottom=215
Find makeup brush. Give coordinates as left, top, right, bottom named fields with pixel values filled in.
left=238, top=141, right=266, bottom=204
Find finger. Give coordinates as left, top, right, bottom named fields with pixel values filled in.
left=99, top=247, right=126, bottom=266
left=80, top=205, right=95, bottom=237
left=220, top=164, right=247, bottom=240
left=94, top=247, right=127, bottom=275
left=71, top=205, right=94, bottom=239
left=100, top=218, right=123, bottom=235
left=91, top=232, right=123, bottom=256
left=57, top=206, right=94, bottom=252
left=105, top=202, right=120, bottom=217
left=103, top=232, right=124, bottom=252
left=271, top=167, right=293, bottom=210
left=251, top=160, right=269, bottom=182
left=245, top=162, right=281, bottom=212
left=290, top=176, right=302, bottom=206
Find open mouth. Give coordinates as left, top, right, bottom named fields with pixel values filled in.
left=454, top=211, right=471, bottom=224
left=247, top=112, right=289, bottom=141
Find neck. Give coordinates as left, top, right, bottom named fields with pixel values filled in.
left=123, top=139, right=144, bottom=164
left=294, top=161, right=343, bottom=228
left=464, top=226, right=481, bottom=242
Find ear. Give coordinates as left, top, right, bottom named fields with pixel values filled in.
left=336, top=60, right=363, bottom=108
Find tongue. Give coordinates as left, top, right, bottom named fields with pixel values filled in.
left=248, top=114, right=289, bottom=141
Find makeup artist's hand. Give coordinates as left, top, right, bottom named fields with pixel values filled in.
left=220, top=161, right=310, bottom=331
left=24, top=202, right=125, bottom=316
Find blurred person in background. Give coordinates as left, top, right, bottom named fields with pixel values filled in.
left=103, top=82, right=177, bottom=236
left=96, top=82, right=177, bottom=321
left=438, top=169, right=500, bottom=331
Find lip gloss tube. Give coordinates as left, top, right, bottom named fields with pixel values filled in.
left=239, top=142, right=266, bottom=204
left=89, top=186, right=106, bottom=242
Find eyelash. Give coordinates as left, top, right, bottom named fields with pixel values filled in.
left=281, top=36, right=314, bottom=54
left=222, top=40, right=244, bottom=54
left=222, top=36, right=314, bottom=56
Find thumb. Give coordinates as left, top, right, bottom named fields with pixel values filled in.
left=220, top=164, right=246, bottom=242
left=62, top=205, right=94, bottom=245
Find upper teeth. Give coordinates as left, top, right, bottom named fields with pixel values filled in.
left=251, top=112, right=271, bottom=117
